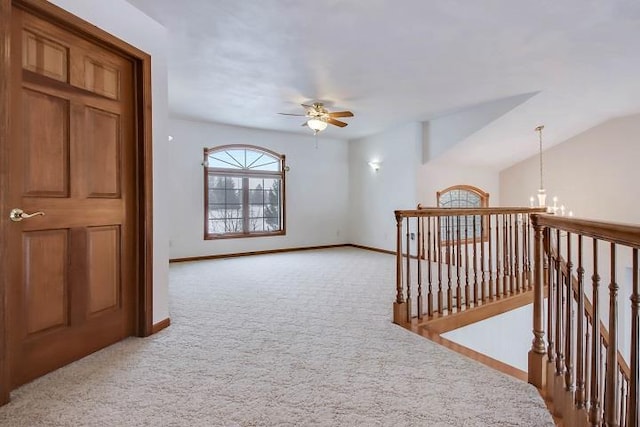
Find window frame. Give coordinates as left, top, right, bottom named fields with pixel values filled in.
left=436, top=185, right=489, bottom=245
left=203, top=144, right=286, bottom=240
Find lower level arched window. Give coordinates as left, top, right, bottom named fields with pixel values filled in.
left=203, top=145, right=286, bottom=239
left=437, top=185, right=489, bottom=243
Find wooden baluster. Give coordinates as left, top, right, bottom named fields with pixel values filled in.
left=405, top=217, right=412, bottom=322
left=589, top=239, right=602, bottom=425
left=605, top=243, right=620, bottom=427
left=618, top=378, right=627, bottom=426
left=528, top=216, right=547, bottom=389
left=417, top=217, right=423, bottom=319
left=503, top=215, right=509, bottom=296
left=456, top=215, right=462, bottom=310
left=576, top=235, right=587, bottom=412
left=515, top=214, right=521, bottom=293
left=481, top=214, right=486, bottom=303
left=601, top=337, right=606, bottom=418
left=496, top=215, right=502, bottom=297
left=393, top=213, right=406, bottom=324
left=427, top=217, right=433, bottom=317
left=564, top=232, right=576, bottom=419
left=508, top=214, right=513, bottom=294
left=473, top=214, right=478, bottom=306
left=524, top=214, right=529, bottom=289
left=585, top=316, right=592, bottom=414
left=432, top=216, right=438, bottom=263
left=527, top=216, right=536, bottom=290
left=447, top=215, right=453, bottom=313
left=545, top=228, right=556, bottom=396
left=509, top=214, right=515, bottom=293
left=464, top=215, right=470, bottom=309
left=437, top=216, right=443, bottom=314
left=629, top=248, right=639, bottom=427
left=520, top=214, right=526, bottom=289
left=502, top=214, right=507, bottom=297
left=505, top=214, right=510, bottom=295
left=488, top=214, right=494, bottom=300
left=528, top=213, right=533, bottom=290
left=555, top=229, right=565, bottom=416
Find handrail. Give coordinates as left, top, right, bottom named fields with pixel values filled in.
left=533, top=213, right=640, bottom=249
left=396, top=206, right=546, bottom=218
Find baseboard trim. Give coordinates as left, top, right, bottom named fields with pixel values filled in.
left=346, top=244, right=396, bottom=256
left=347, top=244, right=421, bottom=261
left=169, top=244, right=351, bottom=263
left=151, top=318, right=171, bottom=334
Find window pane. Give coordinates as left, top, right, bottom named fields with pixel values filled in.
left=246, top=177, right=281, bottom=231
left=208, top=148, right=280, bottom=171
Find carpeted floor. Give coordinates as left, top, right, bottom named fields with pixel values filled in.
left=0, top=247, right=554, bottom=426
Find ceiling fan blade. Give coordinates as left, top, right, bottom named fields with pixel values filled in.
left=328, top=111, right=353, bottom=118
left=327, top=118, right=348, bottom=127
left=301, top=103, right=315, bottom=109
left=278, top=112, right=306, bottom=116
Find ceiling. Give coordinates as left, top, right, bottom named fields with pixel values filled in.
left=126, top=0, right=640, bottom=169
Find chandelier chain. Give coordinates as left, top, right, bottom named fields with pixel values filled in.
left=535, top=125, right=545, bottom=190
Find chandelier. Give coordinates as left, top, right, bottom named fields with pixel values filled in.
left=528, top=125, right=572, bottom=216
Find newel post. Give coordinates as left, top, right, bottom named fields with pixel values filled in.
left=393, top=211, right=408, bottom=324
left=528, top=214, right=547, bottom=388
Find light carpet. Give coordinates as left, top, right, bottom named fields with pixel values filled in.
left=0, top=247, right=554, bottom=426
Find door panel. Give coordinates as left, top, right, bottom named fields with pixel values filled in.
left=87, top=226, right=120, bottom=315
left=85, top=107, right=121, bottom=198
left=21, top=88, right=70, bottom=197
left=24, top=229, right=69, bottom=335
left=8, top=7, right=137, bottom=388
left=22, top=29, right=68, bottom=82
left=81, top=58, right=120, bottom=100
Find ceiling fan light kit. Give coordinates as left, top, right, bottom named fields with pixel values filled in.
left=307, top=118, right=328, bottom=133
left=279, top=102, right=354, bottom=135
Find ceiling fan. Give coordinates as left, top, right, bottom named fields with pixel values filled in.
left=278, top=102, right=354, bottom=134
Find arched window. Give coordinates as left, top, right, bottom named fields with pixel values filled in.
left=437, top=185, right=489, bottom=243
left=437, top=185, right=489, bottom=209
left=204, top=145, right=286, bottom=239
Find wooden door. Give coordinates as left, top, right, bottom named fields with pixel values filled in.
left=6, top=7, right=137, bottom=388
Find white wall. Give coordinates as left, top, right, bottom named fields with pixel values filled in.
left=417, top=161, right=500, bottom=207
left=422, top=92, right=536, bottom=164
left=442, top=302, right=548, bottom=372
left=167, top=118, right=349, bottom=259
left=348, top=122, right=422, bottom=251
left=500, top=113, right=640, bottom=223
left=48, top=0, right=170, bottom=323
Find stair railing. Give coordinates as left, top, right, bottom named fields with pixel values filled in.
left=529, top=214, right=640, bottom=426
left=392, top=206, right=545, bottom=325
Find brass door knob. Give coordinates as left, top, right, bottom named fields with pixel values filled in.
left=9, top=208, right=45, bottom=222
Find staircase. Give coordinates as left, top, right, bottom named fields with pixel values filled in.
left=391, top=207, right=640, bottom=426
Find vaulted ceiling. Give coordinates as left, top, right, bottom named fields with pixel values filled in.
left=126, top=0, right=640, bottom=169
